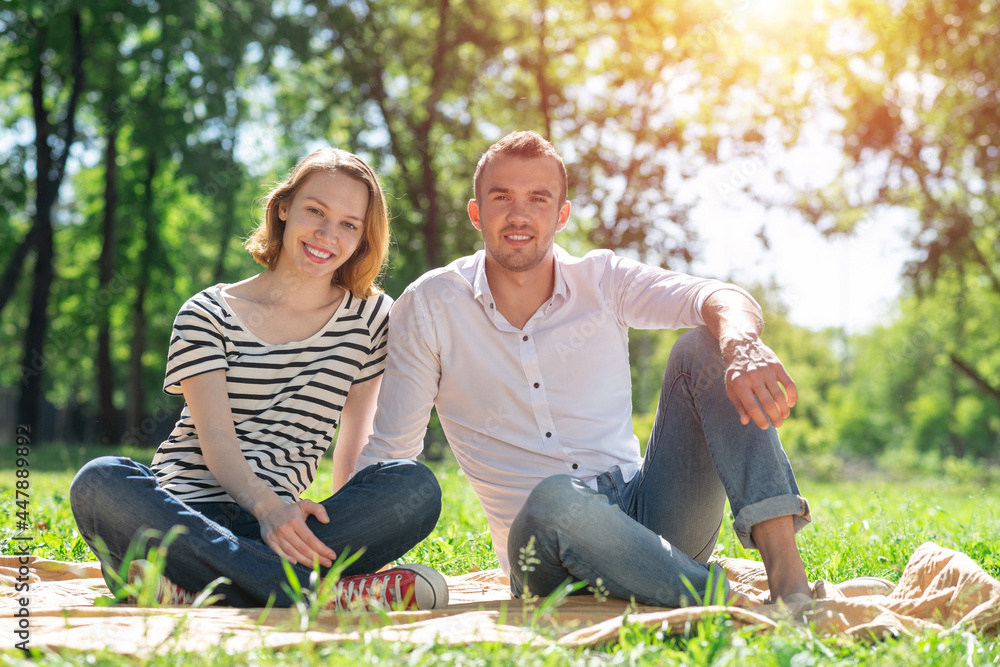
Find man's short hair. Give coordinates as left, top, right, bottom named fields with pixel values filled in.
left=473, top=131, right=568, bottom=203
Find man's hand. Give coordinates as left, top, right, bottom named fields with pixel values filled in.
left=722, top=335, right=797, bottom=429
left=702, top=289, right=798, bottom=429
left=257, top=498, right=337, bottom=569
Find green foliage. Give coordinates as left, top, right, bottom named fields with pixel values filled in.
left=1, top=0, right=997, bottom=472
left=826, top=272, right=1000, bottom=460
left=767, top=0, right=1000, bottom=463
left=2, top=0, right=999, bottom=659
left=99, top=525, right=228, bottom=608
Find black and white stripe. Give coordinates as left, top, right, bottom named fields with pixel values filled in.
left=152, top=286, right=391, bottom=504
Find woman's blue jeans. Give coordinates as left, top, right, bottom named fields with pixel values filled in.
left=507, top=326, right=811, bottom=607
left=70, top=457, right=441, bottom=607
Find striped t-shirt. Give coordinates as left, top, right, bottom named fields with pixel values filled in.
left=151, top=284, right=392, bottom=504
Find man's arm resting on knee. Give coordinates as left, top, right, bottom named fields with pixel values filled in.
left=701, top=289, right=798, bottom=429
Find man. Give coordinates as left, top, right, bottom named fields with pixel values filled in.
left=355, top=131, right=812, bottom=606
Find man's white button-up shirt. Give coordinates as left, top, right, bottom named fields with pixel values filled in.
left=354, top=245, right=757, bottom=572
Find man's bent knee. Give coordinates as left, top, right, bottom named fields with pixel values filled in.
left=511, top=474, right=603, bottom=553
left=663, top=326, right=727, bottom=390
left=671, top=326, right=719, bottom=361
left=519, top=475, right=583, bottom=525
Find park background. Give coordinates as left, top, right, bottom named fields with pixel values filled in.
left=2, top=1, right=1000, bottom=664
left=1, top=0, right=998, bottom=474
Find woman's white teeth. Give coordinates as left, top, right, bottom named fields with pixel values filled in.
left=305, top=244, right=332, bottom=259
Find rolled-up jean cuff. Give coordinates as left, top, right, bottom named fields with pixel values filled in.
left=733, top=494, right=811, bottom=550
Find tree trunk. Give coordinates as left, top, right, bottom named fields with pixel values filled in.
left=418, top=135, right=440, bottom=269
left=0, top=229, right=38, bottom=317
left=126, top=281, right=148, bottom=437
left=17, top=213, right=54, bottom=436
left=17, top=13, right=85, bottom=442
left=212, top=186, right=237, bottom=283
left=415, top=0, right=450, bottom=270
left=950, top=354, right=1000, bottom=407
left=97, top=124, right=119, bottom=443
left=533, top=0, right=553, bottom=141
left=126, top=153, right=158, bottom=439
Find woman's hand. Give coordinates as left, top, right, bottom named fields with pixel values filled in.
left=180, top=370, right=339, bottom=569
left=256, top=497, right=338, bottom=569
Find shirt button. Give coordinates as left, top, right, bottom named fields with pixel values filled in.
left=522, top=335, right=529, bottom=341
left=533, top=382, right=539, bottom=388
left=545, top=432, right=552, bottom=438
left=490, top=303, right=495, bottom=309
left=572, top=463, right=578, bottom=470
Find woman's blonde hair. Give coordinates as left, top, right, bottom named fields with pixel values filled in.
left=244, top=148, right=390, bottom=298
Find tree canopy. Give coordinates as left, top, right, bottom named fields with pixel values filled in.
left=0, top=0, right=996, bottom=461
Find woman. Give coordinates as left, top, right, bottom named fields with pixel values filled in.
left=71, top=148, right=445, bottom=610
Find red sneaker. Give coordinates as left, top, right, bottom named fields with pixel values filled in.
left=325, top=563, right=448, bottom=611
left=126, top=559, right=198, bottom=605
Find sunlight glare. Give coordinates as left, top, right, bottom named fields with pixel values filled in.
left=737, top=0, right=818, bottom=33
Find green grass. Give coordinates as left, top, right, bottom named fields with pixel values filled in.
left=2, top=443, right=999, bottom=665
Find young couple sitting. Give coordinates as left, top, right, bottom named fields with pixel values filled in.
left=72, top=133, right=810, bottom=611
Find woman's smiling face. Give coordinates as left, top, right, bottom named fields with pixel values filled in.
left=276, top=170, right=369, bottom=283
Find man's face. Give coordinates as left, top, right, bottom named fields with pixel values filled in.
left=468, top=155, right=571, bottom=276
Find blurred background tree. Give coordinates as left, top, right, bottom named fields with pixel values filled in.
left=0, top=0, right=996, bottom=470
left=773, top=0, right=1000, bottom=462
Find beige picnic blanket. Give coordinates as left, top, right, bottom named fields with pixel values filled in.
left=2, top=541, right=997, bottom=656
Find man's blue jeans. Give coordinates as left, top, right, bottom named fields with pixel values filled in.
left=70, top=457, right=441, bottom=607
left=507, top=326, right=811, bottom=607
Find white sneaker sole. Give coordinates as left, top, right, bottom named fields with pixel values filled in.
left=397, top=563, right=449, bottom=609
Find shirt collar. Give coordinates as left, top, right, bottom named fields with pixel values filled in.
left=471, top=244, right=571, bottom=309
left=551, top=244, right=570, bottom=303
left=471, top=250, right=491, bottom=305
